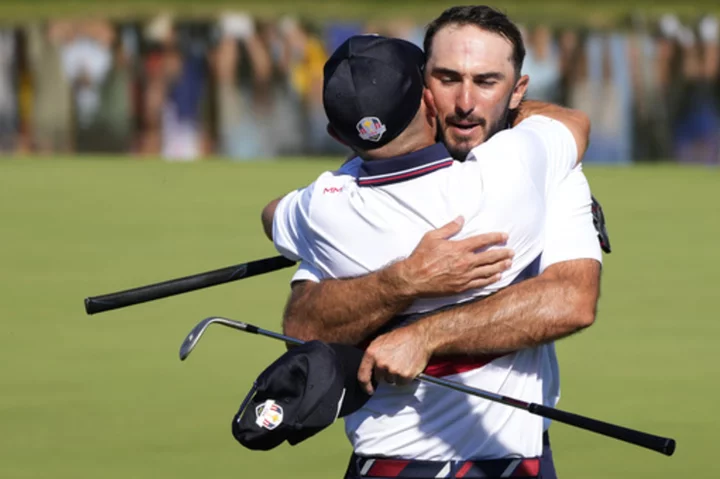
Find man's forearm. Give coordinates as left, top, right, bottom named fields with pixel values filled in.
left=513, top=100, right=583, bottom=126
left=276, top=218, right=513, bottom=346
left=283, top=265, right=414, bottom=345
left=414, top=259, right=601, bottom=355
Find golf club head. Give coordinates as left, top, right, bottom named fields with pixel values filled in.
left=179, top=316, right=252, bottom=361
left=179, top=317, right=214, bottom=361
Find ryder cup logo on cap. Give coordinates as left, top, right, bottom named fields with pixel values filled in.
left=255, top=399, right=284, bottom=430
left=356, top=117, right=387, bottom=142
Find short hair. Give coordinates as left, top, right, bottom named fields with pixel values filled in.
left=424, top=6, right=526, bottom=77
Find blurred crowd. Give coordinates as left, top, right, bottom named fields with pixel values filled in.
left=0, top=12, right=719, bottom=164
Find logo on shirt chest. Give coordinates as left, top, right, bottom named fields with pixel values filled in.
left=323, top=187, right=344, bottom=194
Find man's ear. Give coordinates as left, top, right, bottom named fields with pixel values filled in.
left=326, top=124, right=348, bottom=146
left=509, top=74, right=530, bottom=110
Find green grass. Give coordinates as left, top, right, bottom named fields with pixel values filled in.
left=0, top=158, right=718, bottom=478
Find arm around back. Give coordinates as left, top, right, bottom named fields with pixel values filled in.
left=513, top=100, right=591, bottom=162
left=281, top=218, right=514, bottom=345
left=261, top=196, right=283, bottom=240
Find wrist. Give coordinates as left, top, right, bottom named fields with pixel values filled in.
left=514, top=100, right=549, bottom=125
left=379, top=260, right=418, bottom=302
left=409, top=319, right=437, bottom=357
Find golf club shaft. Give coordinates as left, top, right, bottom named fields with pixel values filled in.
left=242, top=321, right=304, bottom=346
left=84, top=256, right=296, bottom=315
left=416, top=374, right=675, bottom=456
left=233, top=321, right=676, bottom=457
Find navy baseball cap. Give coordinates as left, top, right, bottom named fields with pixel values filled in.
left=231, top=341, right=373, bottom=450
left=323, top=35, right=426, bottom=151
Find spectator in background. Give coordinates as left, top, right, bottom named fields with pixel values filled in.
left=629, top=15, right=674, bottom=161
left=60, top=20, right=116, bottom=153
left=140, top=14, right=212, bottom=161
left=138, top=15, right=170, bottom=157
left=212, top=12, right=279, bottom=159
left=1, top=12, right=716, bottom=162
left=162, top=23, right=212, bottom=161
left=366, top=18, right=424, bottom=47
left=0, top=29, right=17, bottom=153
left=278, top=17, right=341, bottom=155
left=257, top=18, right=307, bottom=157
left=653, top=14, right=691, bottom=161
left=140, top=16, right=169, bottom=158
left=673, top=16, right=720, bottom=165
left=522, top=24, right=562, bottom=104
left=567, top=30, right=632, bottom=164
left=567, top=32, right=618, bottom=162
left=558, top=28, right=580, bottom=107
left=26, top=21, right=73, bottom=154
left=91, top=25, right=136, bottom=154
left=14, top=29, right=32, bottom=154
left=325, top=21, right=363, bottom=53
left=704, top=16, right=720, bottom=165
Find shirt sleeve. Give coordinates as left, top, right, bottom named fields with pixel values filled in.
left=540, top=164, right=603, bottom=270
left=272, top=184, right=316, bottom=262
left=291, top=261, right=323, bottom=284
left=512, top=115, right=579, bottom=197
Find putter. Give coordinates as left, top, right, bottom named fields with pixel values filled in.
left=179, top=316, right=676, bottom=457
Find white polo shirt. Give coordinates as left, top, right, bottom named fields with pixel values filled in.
left=272, top=115, right=601, bottom=461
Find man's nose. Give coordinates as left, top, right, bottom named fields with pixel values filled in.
left=455, top=84, right=475, bottom=117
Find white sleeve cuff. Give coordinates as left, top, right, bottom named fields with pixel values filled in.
left=291, top=261, right=322, bottom=284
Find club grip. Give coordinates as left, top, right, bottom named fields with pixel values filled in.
left=84, top=256, right=296, bottom=315
left=529, top=403, right=676, bottom=456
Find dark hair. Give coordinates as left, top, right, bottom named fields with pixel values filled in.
left=424, top=6, right=526, bottom=77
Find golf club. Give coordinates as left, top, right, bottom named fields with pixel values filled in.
left=179, top=316, right=676, bottom=457
left=84, top=255, right=296, bottom=315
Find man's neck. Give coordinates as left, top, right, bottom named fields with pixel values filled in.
left=362, top=137, right=437, bottom=161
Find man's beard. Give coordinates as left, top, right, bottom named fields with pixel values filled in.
left=437, top=97, right=514, bottom=161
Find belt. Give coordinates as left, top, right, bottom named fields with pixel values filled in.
left=352, top=432, right=549, bottom=479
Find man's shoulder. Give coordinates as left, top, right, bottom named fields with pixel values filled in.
left=515, top=114, right=564, bottom=128
left=311, top=159, right=360, bottom=195
left=465, top=115, right=574, bottom=166
left=514, top=115, right=577, bottom=146
left=294, top=159, right=359, bottom=215
left=337, top=156, right=363, bottom=175
left=462, top=128, right=527, bottom=169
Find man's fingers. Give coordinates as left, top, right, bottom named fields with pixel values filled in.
left=469, top=248, right=514, bottom=268
left=381, top=371, right=398, bottom=386
left=426, top=216, right=464, bottom=240
left=357, top=354, right=376, bottom=396
left=468, top=259, right=513, bottom=279
left=466, top=273, right=504, bottom=290
left=459, top=232, right=509, bottom=252
left=372, top=367, right=395, bottom=389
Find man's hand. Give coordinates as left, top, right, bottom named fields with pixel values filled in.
left=394, top=216, right=514, bottom=298
left=280, top=216, right=513, bottom=346
left=357, top=324, right=432, bottom=395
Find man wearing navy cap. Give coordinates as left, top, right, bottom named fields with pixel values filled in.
left=262, top=32, right=591, bottom=478
left=260, top=7, right=610, bottom=478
